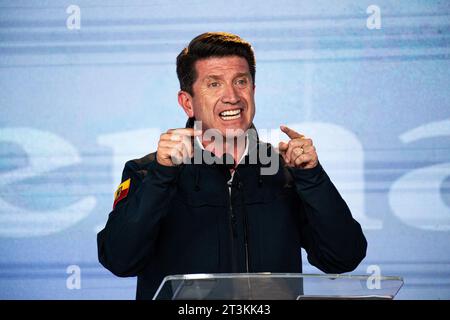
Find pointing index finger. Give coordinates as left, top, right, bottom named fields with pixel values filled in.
left=280, top=125, right=304, bottom=139
left=167, top=128, right=202, bottom=136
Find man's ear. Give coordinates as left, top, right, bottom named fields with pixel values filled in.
left=178, top=90, right=194, bottom=118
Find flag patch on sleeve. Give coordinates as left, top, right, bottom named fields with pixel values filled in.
left=113, top=178, right=131, bottom=209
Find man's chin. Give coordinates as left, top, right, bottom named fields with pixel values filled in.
left=222, top=127, right=247, bottom=138
left=197, top=120, right=250, bottom=138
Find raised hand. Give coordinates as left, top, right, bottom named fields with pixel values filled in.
left=157, top=128, right=202, bottom=166
left=278, top=125, right=318, bottom=169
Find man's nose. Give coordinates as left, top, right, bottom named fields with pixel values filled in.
left=221, top=84, right=240, bottom=104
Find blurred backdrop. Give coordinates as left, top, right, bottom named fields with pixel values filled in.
left=0, top=0, right=449, bottom=299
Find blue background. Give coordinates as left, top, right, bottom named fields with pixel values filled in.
left=0, top=0, right=449, bottom=299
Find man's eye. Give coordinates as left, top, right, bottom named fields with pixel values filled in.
left=208, top=82, right=220, bottom=88
left=236, top=79, right=248, bottom=86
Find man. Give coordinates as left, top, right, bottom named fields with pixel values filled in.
left=97, top=32, right=367, bottom=300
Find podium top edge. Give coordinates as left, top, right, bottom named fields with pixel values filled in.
left=161, top=272, right=404, bottom=282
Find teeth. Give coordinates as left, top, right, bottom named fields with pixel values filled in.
left=220, top=109, right=241, bottom=117
left=220, top=113, right=241, bottom=120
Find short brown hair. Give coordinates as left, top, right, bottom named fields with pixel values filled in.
left=176, top=32, right=256, bottom=96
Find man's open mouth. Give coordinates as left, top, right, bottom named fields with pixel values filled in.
left=219, top=108, right=242, bottom=121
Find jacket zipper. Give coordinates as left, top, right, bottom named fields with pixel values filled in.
left=228, top=191, right=237, bottom=272
left=243, top=208, right=250, bottom=273
left=229, top=179, right=250, bottom=273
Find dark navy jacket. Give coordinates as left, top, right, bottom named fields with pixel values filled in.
left=97, top=134, right=367, bottom=300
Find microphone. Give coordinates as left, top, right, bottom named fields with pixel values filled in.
left=221, top=153, right=235, bottom=171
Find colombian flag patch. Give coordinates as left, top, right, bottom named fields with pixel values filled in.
left=113, top=178, right=131, bottom=209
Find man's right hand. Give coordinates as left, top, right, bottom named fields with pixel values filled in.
left=156, top=128, right=202, bottom=167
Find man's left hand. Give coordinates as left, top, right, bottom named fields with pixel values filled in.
left=279, top=125, right=318, bottom=169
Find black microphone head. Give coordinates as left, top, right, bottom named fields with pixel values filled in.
left=221, top=153, right=235, bottom=170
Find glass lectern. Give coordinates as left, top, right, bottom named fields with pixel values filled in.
left=153, top=273, right=403, bottom=300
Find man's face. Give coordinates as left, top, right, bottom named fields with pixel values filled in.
left=187, top=55, right=255, bottom=137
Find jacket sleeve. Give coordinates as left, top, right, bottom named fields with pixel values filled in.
left=97, top=157, right=179, bottom=277
left=289, top=162, right=367, bottom=273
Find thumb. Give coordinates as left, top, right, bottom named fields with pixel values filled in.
left=278, top=141, right=289, bottom=152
